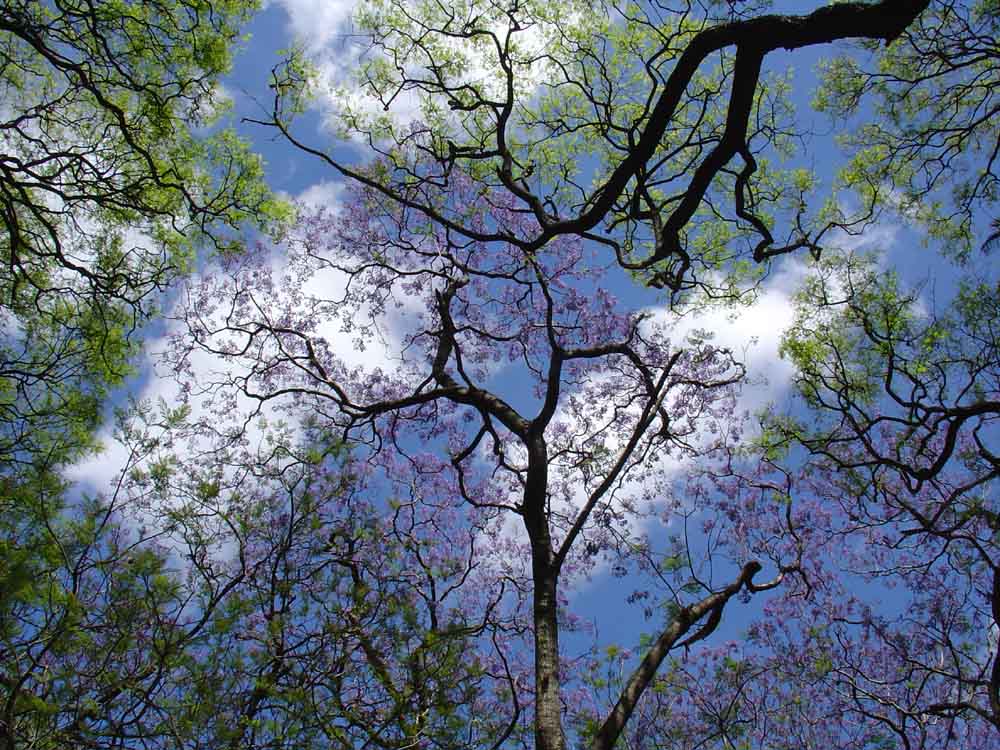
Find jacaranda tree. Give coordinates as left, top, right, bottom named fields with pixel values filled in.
left=166, top=168, right=769, bottom=750
left=220, top=0, right=993, bottom=747
left=8, top=0, right=998, bottom=748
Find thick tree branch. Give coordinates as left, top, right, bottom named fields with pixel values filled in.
left=265, top=0, right=930, bottom=293
left=590, top=561, right=765, bottom=750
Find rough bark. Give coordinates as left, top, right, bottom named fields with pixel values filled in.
left=524, top=432, right=566, bottom=750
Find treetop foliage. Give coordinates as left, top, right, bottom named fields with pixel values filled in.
left=0, top=0, right=287, bottom=471
left=264, top=0, right=938, bottom=295
left=3, top=1, right=1000, bottom=749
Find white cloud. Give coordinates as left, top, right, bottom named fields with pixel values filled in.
left=828, top=219, right=900, bottom=256
left=294, top=179, right=345, bottom=211
left=270, top=0, right=358, bottom=53
left=65, top=177, right=398, bottom=499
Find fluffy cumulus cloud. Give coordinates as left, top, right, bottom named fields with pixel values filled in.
left=294, top=179, right=345, bottom=211
left=268, top=0, right=358, bottom=52
left=64, top=179, right=363, bottom=497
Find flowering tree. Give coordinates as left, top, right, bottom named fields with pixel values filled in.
left=163, top=168, right=795, bottom=749
left=161, top=0, right=1000, bottom=747
left=577, top=249, right=1000, bottom=749
left=11, top=0, right=1000, bottom=747
left=160, top=172, right=1000, bottom=750
left=770, top=251, right=999, bottom=739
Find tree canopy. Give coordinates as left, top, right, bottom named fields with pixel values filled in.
left=0, top=2, right=283, bottom=748
left=0, top=0, right=283, bottom=472
left=3, top=1, right=999, bottom=749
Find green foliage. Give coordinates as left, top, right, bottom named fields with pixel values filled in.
left=815, top=0, right=999, bottom=257
left=0, top=0, right=286, bottom=475
left=778, top=251, right=909, bottom=413
left=778, top=246, right=1000, bottom=441
left=282, top=0, right=825, bottom=303
left=0, top=5, right=299, bottom=747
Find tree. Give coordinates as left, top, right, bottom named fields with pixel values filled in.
left=0, top=0, right=284, bottom=474
left=557, top=242, right=1000, bottom=746
left=0, top=3, right=289, bottom=746
left=762, top=249, right=1000, bottom=738
left=261, top=0, right=931, bottom=293
left=813, top=0, right=999, bottom=256
left=0, top=401, right=245, bottom=750
left=739, top=0, right=1000, bottom=739
left=12, top=0, right=1000, bottom=748
left=155, top=0, right=1000, bottom=748
left=165, top=163, right=795, bottom=750
left=3, top=392, right=527, bottom=750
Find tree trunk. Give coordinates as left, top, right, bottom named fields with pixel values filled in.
left=533, top=569, right=565, bottom=750
left=523, top=433, right=566, bottom=750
